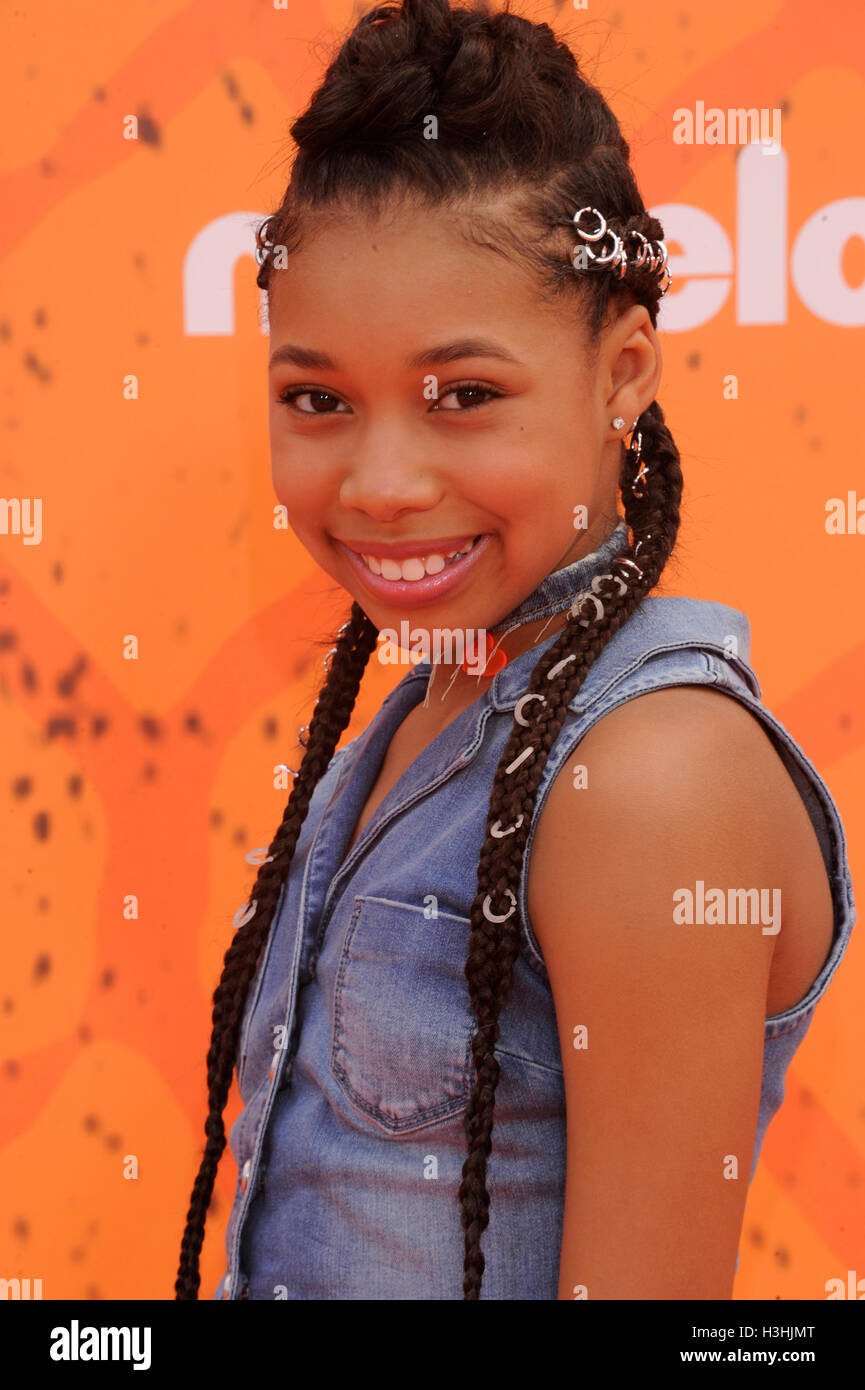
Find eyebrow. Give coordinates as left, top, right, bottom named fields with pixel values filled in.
left=268, top=338, right=524, bottom=371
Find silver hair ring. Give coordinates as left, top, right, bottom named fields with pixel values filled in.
left=505, top=745, right=535, bottom=775
left=627, top=230, right=653, bottom=268
left=514, top=692, right=547, bottom=725
left=482, top=889, right=517, bottom=923
left=614, top=556, right=644, bottom=582
left=569, top=592, right=605, bottom=625
left=651, top=240, right=669, bottom=273
left=571, top=208, right=623, bottom=273
left=592, top=569, right=625, bottom=597
left=583, top=229, right=623, bottom=269
left=233, top=899, right=257, bottom=929
left=490, top=815, right=525, bottom=839
left=245, top=847, right=274, bottom=866
left=572, top=207, right=608, bottom=241
left=546, top=653, right=577, bottom=682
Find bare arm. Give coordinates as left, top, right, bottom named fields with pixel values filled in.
left=527, top=687, right=779, bottom=1300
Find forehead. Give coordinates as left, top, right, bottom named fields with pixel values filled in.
left=265, top=202, right=589, bottom=361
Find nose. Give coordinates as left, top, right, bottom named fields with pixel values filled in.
left=338, top=424, right=443, bottom=519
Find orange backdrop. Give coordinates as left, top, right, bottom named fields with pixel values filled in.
left=1, top=0, right=863, bottom=1301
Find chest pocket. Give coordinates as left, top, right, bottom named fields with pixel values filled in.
left=330, top=894, right=476, bottom=1134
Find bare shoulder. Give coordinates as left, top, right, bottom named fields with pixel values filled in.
left=529, top=682, right=801, bottom=914
left=539, top=682, right=796, bottom=817
left=525, top=684, right=805, bottom=1299
left=529, top=683, right=833, bottom=1012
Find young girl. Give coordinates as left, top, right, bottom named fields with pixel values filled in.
left=176, top=0, right=856, bottom=1300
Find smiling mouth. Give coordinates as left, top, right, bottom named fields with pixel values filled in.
left=335, top=532, right=493, bottom=605
left=356, top=536, right=484, bottom=581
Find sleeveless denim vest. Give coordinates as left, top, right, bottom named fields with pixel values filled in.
left=213, top=518, right=856, bottom=1300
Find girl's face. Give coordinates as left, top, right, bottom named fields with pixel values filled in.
left=266, top=202, right=659, bottom=650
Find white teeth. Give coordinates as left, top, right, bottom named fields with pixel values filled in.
left=359, top=538, right=479, bottom=582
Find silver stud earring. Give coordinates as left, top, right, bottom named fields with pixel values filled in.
left=612, top=416, right=625, bottom=430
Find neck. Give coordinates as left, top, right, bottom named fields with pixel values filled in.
left=417, top=514, right=630, bottom=711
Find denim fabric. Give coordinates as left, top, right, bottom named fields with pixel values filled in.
left=213, top=518, right=857, bottom=1300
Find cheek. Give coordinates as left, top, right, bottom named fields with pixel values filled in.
left=498, top=450, right=597, bottom=541
left=269, top=444, right=329, bottom=515
left=483, top=452, right=560, bottom=519
left=270, top=459, right=297, bottom=513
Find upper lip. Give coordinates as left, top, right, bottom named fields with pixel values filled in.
left=334, top=533, right=482, bottom=560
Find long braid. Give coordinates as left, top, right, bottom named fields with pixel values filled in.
left=175, top=603, right=378, bottom=1298
left=180, top=0, right=689, bottom=1300
left=459, top=399, right=681, bottom=1297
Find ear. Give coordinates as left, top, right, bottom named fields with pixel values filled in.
left=603, top=304, right=663, bottom=433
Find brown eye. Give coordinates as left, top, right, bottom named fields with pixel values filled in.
left=277, top=387, right=349, bottom=415
left=432, top=382, right=504, bottom=411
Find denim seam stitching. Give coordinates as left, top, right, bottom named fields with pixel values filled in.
left=494, top=1045, right=563, bottom=1076
left=226, top=870, right=309, bottom=1295
left=563, top=641, right=734, bottom=715
left=237, top=877, right=288, bottom=1094
left=764, top=1007, right=816, bottom=1040
left=698, top=677, right=854, bottom=1029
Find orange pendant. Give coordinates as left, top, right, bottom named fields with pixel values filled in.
left=461, top=631, right=508, bottom=677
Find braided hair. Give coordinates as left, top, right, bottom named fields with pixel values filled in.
left=176, top=0, right=683, bottom=1300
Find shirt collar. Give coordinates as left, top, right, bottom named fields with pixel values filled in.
left=399, top=519, right=755, bottom=716
left=375, top=519, right=756, bottom=795
left=403, top=517, right=630, bottom=687
left=487, top=518, right=630, bottom=633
